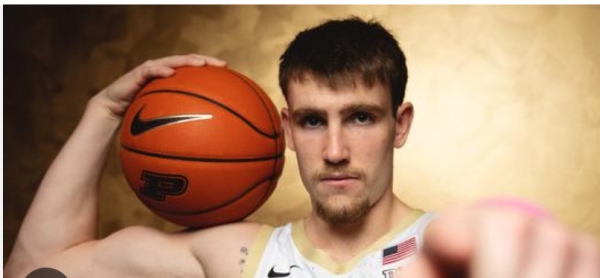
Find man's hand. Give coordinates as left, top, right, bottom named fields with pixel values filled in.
left=88, top=54, right=227, bottom=120
left=403, top=198, right=600, bottom=278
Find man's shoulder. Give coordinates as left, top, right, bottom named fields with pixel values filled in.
left=167, top=221, right=266, bottom=278
left=173, top=221, right=263, bottom=245
left=409, top=210, right=438, bottom=232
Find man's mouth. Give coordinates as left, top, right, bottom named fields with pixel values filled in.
left=320, top=174, right=360, bottom=188
left=321, top=175, right=357, bottom=180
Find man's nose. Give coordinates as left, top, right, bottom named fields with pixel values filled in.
left=323, top=124, right=349, bottom=165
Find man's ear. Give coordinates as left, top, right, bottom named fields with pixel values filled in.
left=394, top=102, right=414, bottom=148
left=281, top=107, right=295, bottom=152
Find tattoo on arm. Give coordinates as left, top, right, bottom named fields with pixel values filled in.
left=240, top=246, right=248, bottom=274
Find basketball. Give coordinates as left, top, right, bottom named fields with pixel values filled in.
left=119, top=66, right=285, bottom=228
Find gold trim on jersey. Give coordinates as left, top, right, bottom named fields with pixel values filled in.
left=290, top=209, right=425, bottom=274
left=242, top=224, right=275, bottom=278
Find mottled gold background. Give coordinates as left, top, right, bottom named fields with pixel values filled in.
left=4, top=5, right=600, bottom=262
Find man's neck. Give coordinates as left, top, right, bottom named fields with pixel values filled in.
left=304, top=190, right=413, bottom=262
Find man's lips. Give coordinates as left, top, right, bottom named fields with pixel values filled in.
left=320, top=176, right=359, bottom=188
left=320, top=173, right=359, bottom=180
left=323, top=176, right=354, bottom=179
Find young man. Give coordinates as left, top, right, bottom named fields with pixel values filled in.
left=5, top=18, right=598, bottom=278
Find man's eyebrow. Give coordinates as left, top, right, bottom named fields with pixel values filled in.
left=340, top=103, right=387, bottom=116
left=290, top=103, right=386, bottom=120
left=290, top=108, right=326, bottom=120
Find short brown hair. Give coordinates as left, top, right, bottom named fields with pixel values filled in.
left=279, top=17, right=409, bottom=114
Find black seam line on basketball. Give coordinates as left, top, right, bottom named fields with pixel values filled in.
left=139, top=89, right=279, bottom=139
left=121, top=145, right=283, bottom=162
left=257, top=178, right=274, bottom=213
left=235, top=180, right=270, bottom=225
left=228, top=71, right=280, bottom=203
left=140, top=175, right=274, bottom=216
left=228, top=71, right=277, bottom=134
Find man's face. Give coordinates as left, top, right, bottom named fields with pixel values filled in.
left=281, top=76, right=413, bottom=224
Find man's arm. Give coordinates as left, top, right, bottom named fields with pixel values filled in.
left=7, top=221, right=261, bottom=278
left=5, top=99, right=120, bottom=277
left=4, top=54, right=229, bottom=278
left=32, top=226, right=206, bottom=278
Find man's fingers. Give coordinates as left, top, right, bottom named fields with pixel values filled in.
left=93, top=53, right=227, bottom=117
left=569, top=235, right=600, bottom=278
left=521, top=220, right=572, bottom=278
left=416, top=199, right=598, bottom=278
left=151, top=54, right=227, bottom=69
left=150, top=54, right=214, bottom=68
left=399, top=256, right=444, bottom=278
left=422, top=206, right=473, bottom=268
left=126, top=54, right=225, bottom=95
left=191, top=54, right=228, bottom=67
left=473, top=207, right=532, bottom=278
left=133, top=54, right=226, bottom=83
left=133, top=54, right=225, bottom=83
left=140, top=65, right=176, bottom=80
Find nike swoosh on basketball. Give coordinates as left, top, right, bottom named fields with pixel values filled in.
left=130, top=105, right=213, bottom=136
left=267, top=265, right=300, bottom=278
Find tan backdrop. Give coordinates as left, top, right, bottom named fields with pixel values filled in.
left=4, top=5, right=600, bottom=262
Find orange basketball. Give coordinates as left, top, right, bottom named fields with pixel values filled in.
left=119, top=66, right=285, bottom=228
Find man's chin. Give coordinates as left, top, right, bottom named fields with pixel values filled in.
left=314, top=197, right=370, bottom=224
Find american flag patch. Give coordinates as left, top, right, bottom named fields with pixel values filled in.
left=382, top=236, right=418, bottom=265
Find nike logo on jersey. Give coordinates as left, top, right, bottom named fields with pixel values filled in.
left=130, top=105, right=212, bottom=136
left=267, top=265, right=300, bottom=278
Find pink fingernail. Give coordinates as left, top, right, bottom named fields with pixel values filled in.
left=479, top=197, right=554, bottom=220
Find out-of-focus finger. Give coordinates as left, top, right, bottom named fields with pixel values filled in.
left=472, top=207, right=532, bottom=278
left=398, top=256, right=444, bottom=278
left=521, top=220, right=572, bottom=278
left=569, top=235, right=600, bottom=278
left=422, top=205, right=473, bottom=269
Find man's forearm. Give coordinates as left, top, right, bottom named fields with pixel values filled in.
left=7, top=101, right=121, bottom=267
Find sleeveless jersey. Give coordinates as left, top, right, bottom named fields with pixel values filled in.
left=242, top=209, right=436, bottom=278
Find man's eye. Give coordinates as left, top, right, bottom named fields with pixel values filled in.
left=301, top=116, right=324, bottom=128
left=351, top=112, right=374, bottom=125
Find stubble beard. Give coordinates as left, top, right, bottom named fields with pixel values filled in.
left=314, top=194, right=370, bottom=225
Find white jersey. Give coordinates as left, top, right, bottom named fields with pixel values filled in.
left=242, top=209, right=436, bottom=278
